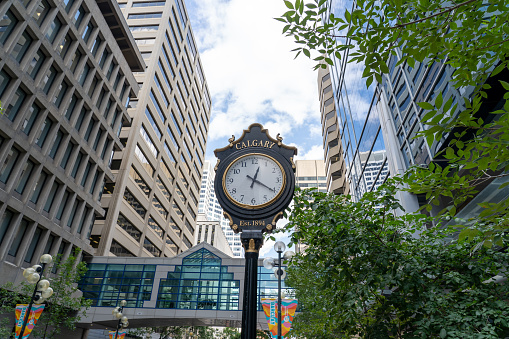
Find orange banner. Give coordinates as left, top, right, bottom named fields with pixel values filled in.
left=15, top=304, right=45, bottom=339
left=261, top=298, right=298, bottom=338
left=109, top=330, right=126, bottom=339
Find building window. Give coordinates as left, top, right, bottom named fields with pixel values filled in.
left=0, top=10, right=18, bottom=45
left=27, top=50, right=46, bottom=79
left=166, top=235, right=179, bottom=254
left=14, top=159, right=35, bottom=194
left=45, top=17, right=62, bottom=43
left=71, top=152, right=83, bottom=178
left=43, top=181, right=60, bottom=213
left=30, top=171, right=48, bottom=203
left=21, top=103, right=41, bottom=135
left=81, top=161, right=92, bottom=187
left=11, top=31, right=33, bottom=63
left=54, top=81, right=69, bottom=108
left=64, top=0, right=75, bottom=12
left=156, top=177, right=170, bottom=202
left=67, top=199, right=79, bottom=228
left=117, top=213, right=141, bottom=242
left=135, top=145, right=154, bottom=176
left=69, top=49, right=83, bottom=73
left=148, top=217, right=164, bottom=237
left=79, top=62, right=90, bottom=86
left=143, top=238, right=161, bottom=257
left=0, top=210, right=14, bottom=245
left=144, top=108, right=162, bottom=140
left=82, top=22, right=94, bottom=43
left=90, top=35, right=102, bottom=56
left=0, top=147, right=21, bottom=184
left=123, top=189, right=147, bottom=218
left=55, top=190, right=70, bottom=220
left=33, top=0, right=51, bottom=25
left=129, top=166, right=150, bottom=197
left=56, top=33, right=73, bottom=58
left=128, top=13, right=162, bottom=19
left=73, top=5, right=86, bottom=28
left=110, top=239, right=135, bottom=257
left=8, top=219, right=29, bottom=257
left=152, top=196, right=168, bottom=219
left=5, top=87, right=27, bottom=122
left=41, top=66, right=58, bottom=94
left=60, top=142, right=75, bottom=169
left=130, top=25, right=159, bottom=32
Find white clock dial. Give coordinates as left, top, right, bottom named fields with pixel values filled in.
left=223, top=153, right=285, bottom=208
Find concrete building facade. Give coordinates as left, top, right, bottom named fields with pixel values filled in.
left=195, top=213, right=233, bottom=257
left=91, top=0, right=212, bottom=258
left=198, top=161, right=243, bottom=257
left=0, top=0, right=143, bottom=284
left=294, top=159, right=327, bottom=192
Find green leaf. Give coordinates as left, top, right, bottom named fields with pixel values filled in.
left=435, top=92, right=443, bottom=109
left=440, top=328, right=447, bottom=338
left=284, top=0, right=294, bottom=9
left=303, top=48, right=310, bottom=57
left=500, top=80, right=509, bottom=91
left=418, top=102, right=434, bottom=110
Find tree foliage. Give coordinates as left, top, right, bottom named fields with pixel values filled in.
left=282, top=187, right=509, bottom=338
left=277, top=0, right=509, bottom=244
left=0, top=251, right=92, bottom=339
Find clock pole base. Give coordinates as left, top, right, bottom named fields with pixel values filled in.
left=241, top=234, right=263, bottom=339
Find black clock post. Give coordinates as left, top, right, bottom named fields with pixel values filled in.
left=214, top=123, right=297, bottom=339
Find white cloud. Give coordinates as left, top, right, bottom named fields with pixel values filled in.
left=297, top=144, right=325, bottom=161
left=189, top=0, right=320, bottom=142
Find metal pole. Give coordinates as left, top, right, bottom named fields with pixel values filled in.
left=114, top=305, right=123, bottom=339
left=18, top=263, right=45, bottom=339
left=241, top=236, right=261, bottom=339
left=277, top=251, right=282, bottom=339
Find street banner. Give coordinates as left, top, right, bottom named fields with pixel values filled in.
left=14, top=304, right=45, bottom=339
left=261, top=298, right=298, bottom=338
left=109, top=330, right=126, bottom=339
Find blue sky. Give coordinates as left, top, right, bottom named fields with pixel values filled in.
left=185, top=0, right=325, bottom=166
left=185, top=0, right=327, bottom=257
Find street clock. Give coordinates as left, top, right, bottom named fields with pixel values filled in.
left=214, top=123, right=297, bottom=234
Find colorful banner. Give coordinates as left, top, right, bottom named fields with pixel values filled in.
left=261, top=298, right=298, bottom=338
left=14, top=304, right=45, bottom=339
left=109, top=330, right=126, bottom=339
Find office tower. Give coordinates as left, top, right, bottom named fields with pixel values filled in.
left=199, top=161, right=243, bottom=257
left=321, top=0, right=507, bottom=215
left=294, top=160, right=327, bottom=192
left=0, top=0, right=143, bottom=284
left=317, top=61, right=390, bottom=201
left=317, top=66, right=349, bottom=195
left=195, top=213, right=234, bottom=256
left=91, top=0, right=212, bottom=258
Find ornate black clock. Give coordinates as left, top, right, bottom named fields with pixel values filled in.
left=214, top=123, right=297, bottom=235
left=213, top=123, right=297, bottom=339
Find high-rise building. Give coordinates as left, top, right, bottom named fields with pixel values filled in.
left=0, top=0, right=143, bottom=284
left=317, top=58, right=390, bottom=202
left=294, top=160, right=327, bottom=192
left=91, top=0, right=212, bottom=258
left=321, top=0, right=508, bottom=216
left=199, top=161, right=243, bottom=257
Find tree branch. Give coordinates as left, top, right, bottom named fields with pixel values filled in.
left=393, top=0, right=481, bottom=29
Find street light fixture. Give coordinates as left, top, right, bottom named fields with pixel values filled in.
left=263, top=241, right=295, bottom=339
left=112, top=300, right=128, bottom=339
left=18, top=254, right=53, bottom=339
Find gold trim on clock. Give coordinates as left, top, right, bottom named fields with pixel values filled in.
left=222, top=153, right=286, bottom=210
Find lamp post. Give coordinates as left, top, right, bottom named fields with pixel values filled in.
left=18, top=254, right=53, bottom=339
left=262, top=242, right=294, bottom=339
left=112, top=300, right=128, bottom=339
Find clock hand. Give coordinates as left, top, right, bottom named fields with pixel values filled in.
left=250, top=167, right=260, bottom=188
left=246, top=175, right=275, bottom=192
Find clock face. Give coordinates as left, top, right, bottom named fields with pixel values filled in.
left=223, top=153, right=285, bottom=209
